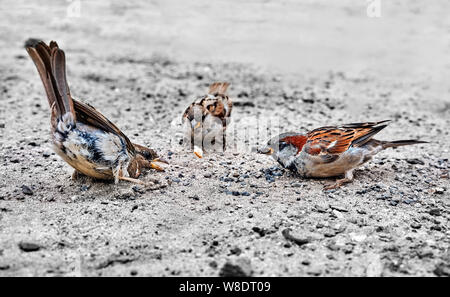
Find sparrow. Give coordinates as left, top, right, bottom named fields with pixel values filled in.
left=182, top=82, right=232, bottom=158
left=26, top=40, right=167, bottom=185
left=258, top=120, right=427, bottom=189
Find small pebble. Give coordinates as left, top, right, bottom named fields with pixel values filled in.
left=18, top=242, right=41, bottom=252
left=189, top=195, right=200, bottom=200
left=21, top=185, right=33, bottom=196
left=429, top=208, right=441, bottom=216
left=433, top=188, right=445, bottom=194
left=406, top=158, right=425, bottom=165
left=411, top=222, right=421, bottom=229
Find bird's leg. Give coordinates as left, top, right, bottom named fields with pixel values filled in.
left=324, top=170, right=354, bottom=190
left=72, top=170, right=87, bottom=180
left=190, top=130, right=195, bottom=150
left=118, top=172, right=163, bottom=188
left=117, top=161, right=162, bottom=186
left=119, top=176, right=166, bottom=191
left=72, top=170, right=80, bottom=180
left=118, top=176, right=147, bottom=185
left=222, top=130, right=227, bottom=152
left=222, top=120, right=227, bottom=152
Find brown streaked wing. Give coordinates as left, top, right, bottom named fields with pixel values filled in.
left=306, top=127, right=354, bottom=155
left=305, top=121, right=390, bottom=155
left=73, top=99, right=134, bottom=152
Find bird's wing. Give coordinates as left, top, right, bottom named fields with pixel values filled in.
left=304, top=120, right=390, bottom=158
left=73, top=99, right=134, bottom=152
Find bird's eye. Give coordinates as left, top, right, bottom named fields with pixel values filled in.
left=278, top=141, right=288, bottom=150
left=141, top=151, right=151, bottom=160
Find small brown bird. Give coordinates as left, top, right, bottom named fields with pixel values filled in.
left=26, top=41, right=166, bottom=185
left=259, top=121, right=427, bottom=189
left=182, top=82, right=232, bottom=158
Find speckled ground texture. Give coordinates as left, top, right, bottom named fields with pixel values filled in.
left=0, top=1, right=449, bottom=276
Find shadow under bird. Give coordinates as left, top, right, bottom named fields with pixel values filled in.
left=182, top=82, right=232, bottom=158
left=258, top=120, right=427, bottom=189
left=26, top=40, right=167, bottom=185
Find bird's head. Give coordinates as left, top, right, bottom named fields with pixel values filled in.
left=258, top=133, right=307, bottom=169
left=133, top=143, right=168, bottom=171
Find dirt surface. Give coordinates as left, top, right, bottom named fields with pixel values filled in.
left=1, top=1, right=450, bottom=276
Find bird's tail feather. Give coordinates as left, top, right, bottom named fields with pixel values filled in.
left=382, top=140, right=428, bottom=148
left=208, top=82, right=230, bottom=95
left=26, top=41, right=75, bottom=121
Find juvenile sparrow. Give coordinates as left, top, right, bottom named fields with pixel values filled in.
left=26, top=41, right=167, bottom=185
left=182, top=82, right=232, bottom=158
left=258, top=120, right=427, bottom=189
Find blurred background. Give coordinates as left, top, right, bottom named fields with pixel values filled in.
left=1, top=0, right=449, bottom=84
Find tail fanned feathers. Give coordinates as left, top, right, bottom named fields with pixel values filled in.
left=26, top=41, right=75, bottom=121
left=382, top=139, right=428, bottom=149
left=208, top=82, right=230, bottom=95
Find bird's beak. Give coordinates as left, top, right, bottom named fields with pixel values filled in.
left=150, top=158, right=168, bottom=171
left=155, top=157, right=169, bottom=164
left=193, top=122, right=201, bottom=129
left=258, top=147, right=274, bottom=155
left=194, top=146, right=203, bottom=158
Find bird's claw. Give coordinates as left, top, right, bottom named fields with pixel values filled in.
left=324, top=183, right=340, bottom=191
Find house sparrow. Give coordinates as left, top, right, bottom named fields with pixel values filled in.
left=182, top=82, right=232, bottom=158
left=258, top=120, right=427, bottom=189
left=26, top=41, right=167, bottom=185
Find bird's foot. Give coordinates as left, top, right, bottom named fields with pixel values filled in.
left=72, top=170, right=86, bottom=180
left=324, top=178, right=352, bottom=191
left=119, top=176, right=166, bottom=190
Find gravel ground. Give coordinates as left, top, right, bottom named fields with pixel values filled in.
left=0, top=0, right=449, bottom=277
